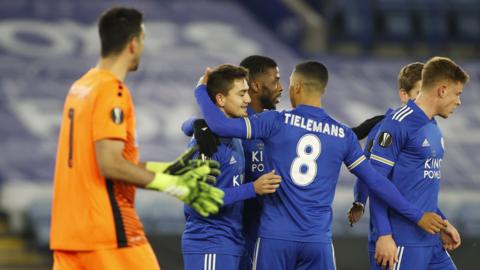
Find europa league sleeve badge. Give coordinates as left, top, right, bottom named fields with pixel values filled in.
left=111, top=107, right=124, bottom=125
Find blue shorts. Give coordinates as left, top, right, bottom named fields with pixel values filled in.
left=368, top=242, right=456, bottom=270
left=183, top=253, right=241, bottom=270
left=239, top=232, right=257, bottom=270
left=253, top=237, right=336, bottom=270
left=239, top=252, right=253, bottom=270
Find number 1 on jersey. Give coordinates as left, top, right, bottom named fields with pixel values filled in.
left=290, top=134, right=321, bottom=186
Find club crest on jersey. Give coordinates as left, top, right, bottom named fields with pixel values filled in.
left=257, top=142, right=264, bottom=150
left=111, top=107, right=124, bottom=125
left=378, top=132, right=392, bottom=148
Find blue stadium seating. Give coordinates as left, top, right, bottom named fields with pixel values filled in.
left=448, top=0, right=480, bottom=42
left=24, top=199, right=51, bottom=247
left=411, top=0, right=450, bottom=50
left=374, top=0, right=415, bottom=43
left=326, top=0, right=375, bottom=51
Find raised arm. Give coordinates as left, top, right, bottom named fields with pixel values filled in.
left=195, top=84, right=248, bottom=138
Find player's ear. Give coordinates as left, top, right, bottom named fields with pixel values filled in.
left=128, top=37, right=137, bottom=54
left=250, top=80, right=260, bottom=94
left=399, top=89, right=409, bottom=103
left=215, top=93, right=225, bottom=107
left=295, top=81, right=303, bottom=94
left=437, top=84, right=447, bottom=98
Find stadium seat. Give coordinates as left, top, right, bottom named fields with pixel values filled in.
left=448, top=0, right=480, bottom=42
left=374, top=0, right=415, bottom=43
left=411, top=0, right=450, bottom=49
left=325, top=0, right=375, bottom=51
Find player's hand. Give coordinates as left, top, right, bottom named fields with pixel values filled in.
left=347, top=202, right=365, bottom=226
left=185, top=159, right=220, bottom=185
left=145, top=161, right=171, bottom=174
left=189, top=181, right=225, bottom=217
left=417, top=212, right=447, bottom=234
left=375, top=235, right=398, bottom=270
left=440, top=220, right=461, bottom=251
left=163, top=145, right=200, bottom=175
left=147, top=160, right=219, bottom=185
left=146, top=146, right=221, bottom=185
left=146, top=165, right=224, bottom=217
left=352, top=115, right=385, bottom=140
left=193, top=119, right=220, bottom=158
left=253, top=170, right=282, bottom=195
left=146, top=145, right=198, bottom=174
left=197, top=67, right=212, bottom=87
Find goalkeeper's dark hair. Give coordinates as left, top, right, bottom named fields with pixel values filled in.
left=398, top=62, right=424, bottom=94
left=98, top=7, right=143, bottom=57
left=206, top=64, right=249, bottom=104
left=240, top=55, right=278, bottom=80
left=294, top=60, right=329, bottom=93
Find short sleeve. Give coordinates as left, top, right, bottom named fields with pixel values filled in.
left=92, top=81, right=128, bottom=142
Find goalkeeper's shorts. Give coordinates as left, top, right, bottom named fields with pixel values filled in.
left=53, top=243, right=160, bottom=270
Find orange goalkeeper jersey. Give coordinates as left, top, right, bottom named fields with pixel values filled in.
left=50, top=68, right=148, bottom=250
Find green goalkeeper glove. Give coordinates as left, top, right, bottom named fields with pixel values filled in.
left=145, top=162, right=171, bottom=173
left=189, top=181, right=225, bottom=217
left=146, top=145, right=220, bottom=185
left=146, top=165, right=224, bottom=217
left=145, top=145, right=199, bottom=174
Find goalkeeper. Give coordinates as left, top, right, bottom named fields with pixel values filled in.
left=50, top=7, right=223, bottom=270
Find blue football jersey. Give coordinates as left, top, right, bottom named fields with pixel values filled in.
left=195, top=84, right=425, bottom=245
left=243, top=105, right=364, bottom=242
left=353, top=109, right=392, bottom=204
left=242, top=106, right=270, bottom=249
left=369, top=100, right=443, bottom=246
left=244, top=106, right=271, bottom=182
left=182, top=137, right=247, bottom=256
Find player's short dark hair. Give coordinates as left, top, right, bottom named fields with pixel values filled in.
left=239, top=55, right=278, bottom=79
left=294, top=61, right=329, bottom=90
left=98, top=7, right=143, bottom=57
left=207, top=64, right=249, bottom=104
left=398, top=62, right=424, bottom=93
left=422, top=57, right=469, bottom=90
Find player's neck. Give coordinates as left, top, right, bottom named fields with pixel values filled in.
left=249, top=96, right=264, bottom=113
left=296, top=92, right=322, bottom=108
left=296, top=95, right=322, bottom=108
left=414, top=93, right=436, bottom=119
left=218, top=106, right=232, bottom=118
left=96, top=56, right=130, bottom=82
